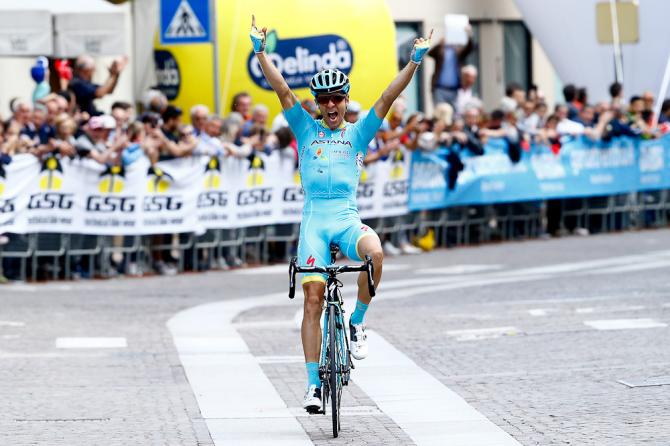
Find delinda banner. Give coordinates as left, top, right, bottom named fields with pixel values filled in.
left=0, top=148, right=410, bottom=235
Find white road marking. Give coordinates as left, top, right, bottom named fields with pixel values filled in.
left=286, top=405, right=383, bottom=417
left=528, top=309, right=548, bottom=316
left=584, top=319, right=668, bottom=330
left=167, top=250, right=670, bottom=445
left=55, top=337, right=127, bottom=349
left=0, top=321, right=25, bottom=327
left=355, top=330, right=521, bottom=445
left=576, top=305, right=646, bottom=315
left=508, top=250, right=670, bottom=277
left=446, top=326, right=520, bottom=341
left=169, top=293, right=521, bottom=445
left=416, top=264, right=504, bottom=275
left=582, top=259, right=670, bottom=275
left=256, top=355, right=304, bottom=364
left=576, top=308, right=595, bottom=314
left=232, top=320, right=296, bottom=329
left=168, top=295, right=311, bottom=446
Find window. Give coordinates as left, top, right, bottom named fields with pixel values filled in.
left=503, top=21, right=532, bottom=91
left=462, top=21, right=481, bottom=97
left=395, top=22, right=423, bottom=114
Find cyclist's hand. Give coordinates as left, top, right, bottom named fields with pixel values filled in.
left=250, top=14, right=267, bottom=53
left=410, top=29, right=433, bottom=65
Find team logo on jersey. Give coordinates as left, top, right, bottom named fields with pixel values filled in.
left=247, top=152, right=265, bottom=187
left=147, top=166, right=174, bottom=193
left=318, top=131, right=325, bottom=138
left=203, top=156, right=222, bottom=190
left=39, top=155, right=64, bottom=191
left=306, top=255, right=316, bottom=267
left=313, top=147, right=328, bottom=161
left=98, top=164, right=126, bottom=194
left=390, top=149, right=405, bottom=179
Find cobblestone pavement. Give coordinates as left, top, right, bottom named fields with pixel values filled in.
left=2, top=229, right=670, bottom=445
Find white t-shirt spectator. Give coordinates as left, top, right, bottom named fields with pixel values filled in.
left=556, top=118, right=585, bottom=135
left=193, top=133, right=223, bottom=156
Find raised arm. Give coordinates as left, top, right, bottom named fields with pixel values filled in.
left=372, top=30, right=432, bottom=119
left=250, top=15, right=298, bottom=111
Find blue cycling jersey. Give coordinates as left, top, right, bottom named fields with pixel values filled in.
left=284, top=102, right=383, bottom=282
left=284, top=102, right=383, bottom=201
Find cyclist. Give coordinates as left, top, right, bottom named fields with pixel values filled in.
left=250, top=15, right=431, bottom=412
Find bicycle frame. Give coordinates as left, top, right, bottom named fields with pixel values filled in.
left=288, top=253, right=375, bottom=437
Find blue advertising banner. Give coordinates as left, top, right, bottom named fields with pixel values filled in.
left=408, top=135, right=670, bottom=211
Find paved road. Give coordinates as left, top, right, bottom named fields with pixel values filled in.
left=2, top=229, right=670, bottom=445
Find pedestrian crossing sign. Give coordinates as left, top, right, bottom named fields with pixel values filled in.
left=160, top=0, right=211, bottom=44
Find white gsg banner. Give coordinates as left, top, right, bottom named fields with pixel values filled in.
left=0, top=149, right=410, bottom=235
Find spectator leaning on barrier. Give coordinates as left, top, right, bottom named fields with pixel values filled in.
left=42, top=113, right=77, bottom=159
left=456, top=105, right=485, bottom=156
left=7, top=99, right=32, bottom=134
left=518, top=100, right=540, bottom=135
left=141, top=89, right=168, bottom=115
left=190, top=104, right=209, bottom=136
left=428, top=26, right=474, bottom=107
left=609, top=82, right=624, bottom=108
left=505, top=82, right=526, bottom=113
left=658, top=99, right=670, bottom=125
left=69, top=55, right=128, bottom=116
left=75, top=115, right=115, bottom=163
left=562, top=84, right=580, bottom=121
left=240, top=104, right=269, bottom=140
left=110, top=101, right=133, bottom=135
left=555, top=104, right=585, bottom=136
left=161, top=106, right=182, bottom=144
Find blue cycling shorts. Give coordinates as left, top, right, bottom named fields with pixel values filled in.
left=298, top=198, right=378, bottom=284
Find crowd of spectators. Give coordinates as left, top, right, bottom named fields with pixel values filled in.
left=2, top=49, right=670, bottom=277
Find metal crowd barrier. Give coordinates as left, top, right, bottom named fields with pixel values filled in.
left=2, top=192, right=670, bottom=282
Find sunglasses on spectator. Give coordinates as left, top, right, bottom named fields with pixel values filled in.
left=316, top=94, right=347, bottom=105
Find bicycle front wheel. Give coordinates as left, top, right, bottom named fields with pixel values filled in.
left=328, top=304, right=340, bottom=438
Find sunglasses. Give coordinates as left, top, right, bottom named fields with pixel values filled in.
left=316, top=94, right=347, bottom=105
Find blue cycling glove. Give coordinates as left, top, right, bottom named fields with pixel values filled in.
left=410, top=40, right=431, bottom=65
left=250, top=26, right=265, bottom=53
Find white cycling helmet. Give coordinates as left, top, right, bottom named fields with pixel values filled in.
left=310, top=69, right=350, bottom=97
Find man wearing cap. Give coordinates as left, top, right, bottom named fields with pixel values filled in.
left=72, top=115, right=118, bottom=164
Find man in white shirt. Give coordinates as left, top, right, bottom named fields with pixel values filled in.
left=455, top=65, right=481, bottom=115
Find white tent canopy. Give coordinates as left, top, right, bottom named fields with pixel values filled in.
left=0, top=0, right=126, bottom=57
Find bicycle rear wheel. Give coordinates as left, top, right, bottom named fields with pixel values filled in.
left=328, top=304, right=340, bottom=437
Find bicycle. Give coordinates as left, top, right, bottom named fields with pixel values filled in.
left=288, top=244, right=376, bottom=438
